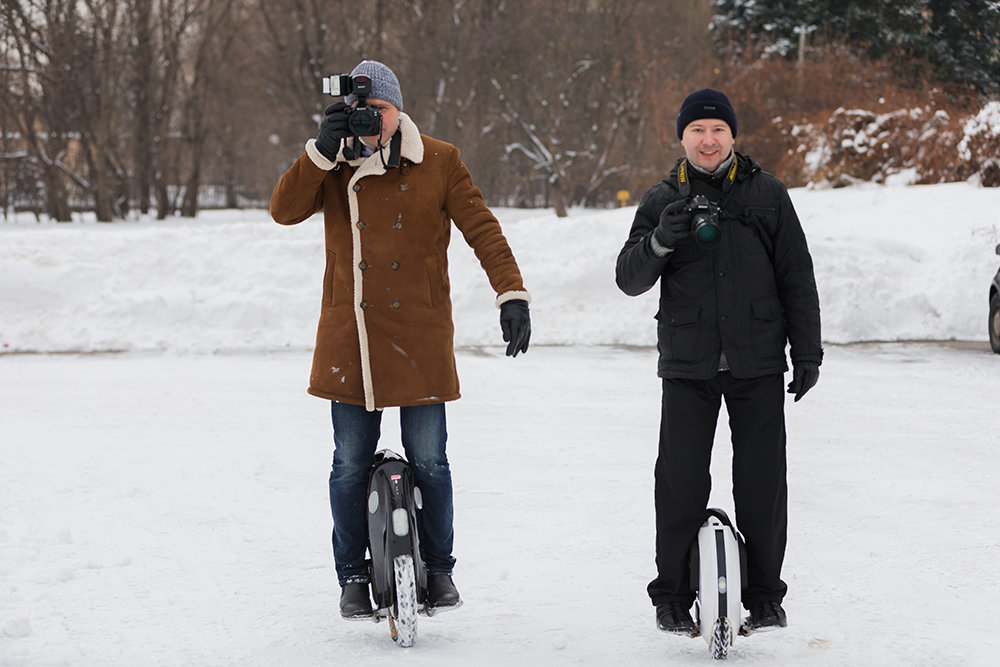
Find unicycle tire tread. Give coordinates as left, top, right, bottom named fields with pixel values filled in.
left=391, top=554, right=418, bottom=647
left=710, top=616, right=732, bottom=660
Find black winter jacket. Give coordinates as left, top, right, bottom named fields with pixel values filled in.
left=616, top=153, right=822, bottom=379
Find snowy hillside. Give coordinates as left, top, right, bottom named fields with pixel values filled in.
left=2, top=181, right=1000, bottom=354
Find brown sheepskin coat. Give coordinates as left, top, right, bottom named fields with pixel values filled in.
left=270, top=113, right=529, bottom=410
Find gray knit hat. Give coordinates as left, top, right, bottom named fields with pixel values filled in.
left=345, top=60, right=403, bottom=111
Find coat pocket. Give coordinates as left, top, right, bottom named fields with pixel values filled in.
left=322, top=251, right=337, bottom=307
left=750, top=296, right=786, bottom=361
left=742, top=206, right=777, bottom=258
left=424, top=254, right=446, bottom=308
left=657, top=305, right=701, bottom=362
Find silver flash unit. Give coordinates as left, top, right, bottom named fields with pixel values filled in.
left=322, top=74, right=372, bottom=98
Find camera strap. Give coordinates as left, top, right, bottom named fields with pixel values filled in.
left=677, top=159, right=692, bottom=197
left=375, top=131, right=402, bottom=170
left=677, top=156, right=738, bottom=198
left=679, top=156, right=775, bottom=260
left=342, top=136, right=361, bottom=161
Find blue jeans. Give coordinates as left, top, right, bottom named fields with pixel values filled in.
left=328, top=401, right=456, bottom=585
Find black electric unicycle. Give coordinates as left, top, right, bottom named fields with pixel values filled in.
left=366, top=449, right=428, bottom=647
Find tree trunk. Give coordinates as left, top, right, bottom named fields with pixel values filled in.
left=91, top=144, right=115, bottom=222
left=43, top=167, right=72, bottom=222
left=132, top=0, right=154, bottom=214
left=552, top=177, right=569, bottom=218
left=180, top=116, right=206, bottom=218
left=180, top=164, right=201, bottom=218
left=154, top=180, right=170, bottom=220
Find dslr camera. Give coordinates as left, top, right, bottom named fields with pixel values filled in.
left=686, top=194, right=721, bottom=247
left=323, top=73, right=382, bottom=137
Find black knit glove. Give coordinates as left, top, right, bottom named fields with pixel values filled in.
left=787, top=362, right=819, bottom=401
left=315, top=102, right=351, bottom=161
left=654, top=199, right=692, bottom=249
left=499, top=299, right=531, bottom=357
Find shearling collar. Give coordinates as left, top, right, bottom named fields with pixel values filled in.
left=305, top=113, right=424, bottom=171
left=393, top=113, right=424, bottom=164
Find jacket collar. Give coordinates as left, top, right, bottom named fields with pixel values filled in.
left=396, top=113, right=424, bottom=164
left=688, top=150, right=736, bottom=179
left=669, top=151, right=758, bottom=184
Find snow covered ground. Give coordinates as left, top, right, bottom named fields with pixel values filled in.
left=2, top=182, right=1000, bottom=354
left=3, top=181, right=1000, bottom=665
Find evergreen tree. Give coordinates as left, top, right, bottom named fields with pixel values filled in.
left=710, top=0, right=923, bottom=57
left=710, top=0, right=998, bottom=95
left=922, top=0, right=1000, bottom=95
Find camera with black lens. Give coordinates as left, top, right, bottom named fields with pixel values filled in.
left=323, top=73, right=382, bottom=137
left=686, top=194, right=721, bottom=247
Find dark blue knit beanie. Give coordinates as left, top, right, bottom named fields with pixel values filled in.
left=676, top=88, right=737, bottom=139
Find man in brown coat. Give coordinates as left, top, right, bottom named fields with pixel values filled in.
left=270, top=60, right=531, bottom=620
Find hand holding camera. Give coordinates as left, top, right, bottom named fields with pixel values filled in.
left=654, top=199, right=692, bottom=249
left=687, top=195, right=721, bottom=246
left=655, top=195, right=722, bottom=249
left=315, top=102, right=351, bottom=161
left=323, top=73, right=383, bottom=137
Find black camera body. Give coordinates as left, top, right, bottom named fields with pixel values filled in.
left=686, top=194, right=722, bottom=247
left=323, top=73, right=382, bottom=137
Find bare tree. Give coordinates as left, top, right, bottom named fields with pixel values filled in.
left=252, top=0, right=367, bottom=128
left=1, top=0, right=79, bottom=221
left=1, top=0, right=719, bottom=219
left=149, top=1, right=205, bottom=219
left=177, top=0, right=244, bottom=217
left=478, top=1, right=647, bottom=215
left=9, top=0, right=983, bottom=219
left=129, top=0, right=154, bottom=214
left=73, top=0, right=128, bottom=221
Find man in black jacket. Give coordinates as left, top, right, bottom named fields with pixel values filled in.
left=616, top=89, right=822, bottom=638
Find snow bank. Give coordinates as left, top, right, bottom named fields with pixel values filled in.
left=2, top=181, right=999, bottom=353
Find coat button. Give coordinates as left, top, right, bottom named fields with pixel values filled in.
left=358, top=260, right=368, bottom=270
left=391, top=299, right=401, bottom=309
left=353, top=184, right=362, bottom=192
left=393, top=219, right=403, bottom=230
left=357, top=220, right=366, bottom=230
left=360, top=300, right=369, bottom=310
left=399, top=183, right=408, bottom=191
left=391, top=261, right=400, bottom=270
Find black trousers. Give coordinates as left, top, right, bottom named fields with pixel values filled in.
left=647, top=372, right=788, bottom=608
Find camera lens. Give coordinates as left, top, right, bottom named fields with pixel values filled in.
left=347, top=107, right=382, bottom=137
left=695, top=219, right=719, bottom=243
left=348, top=111, right=377, bottom=136
left=693, top=214, right=720, bottom=246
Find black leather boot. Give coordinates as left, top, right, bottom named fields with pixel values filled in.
left=740, top=600, right=787, bottom=635
left=655, top=602, right=698, bottom=637
left=426, top=574, right=462, bottom=612
left=339, top=582, right=373, bottom=620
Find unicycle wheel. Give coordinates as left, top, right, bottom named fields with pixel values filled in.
left=710, top=616, right=733, bottom=660
left=390, top=554, right=418, bottom=647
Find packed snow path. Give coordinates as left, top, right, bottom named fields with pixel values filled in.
left=2, top=343, right=998, bottom=665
